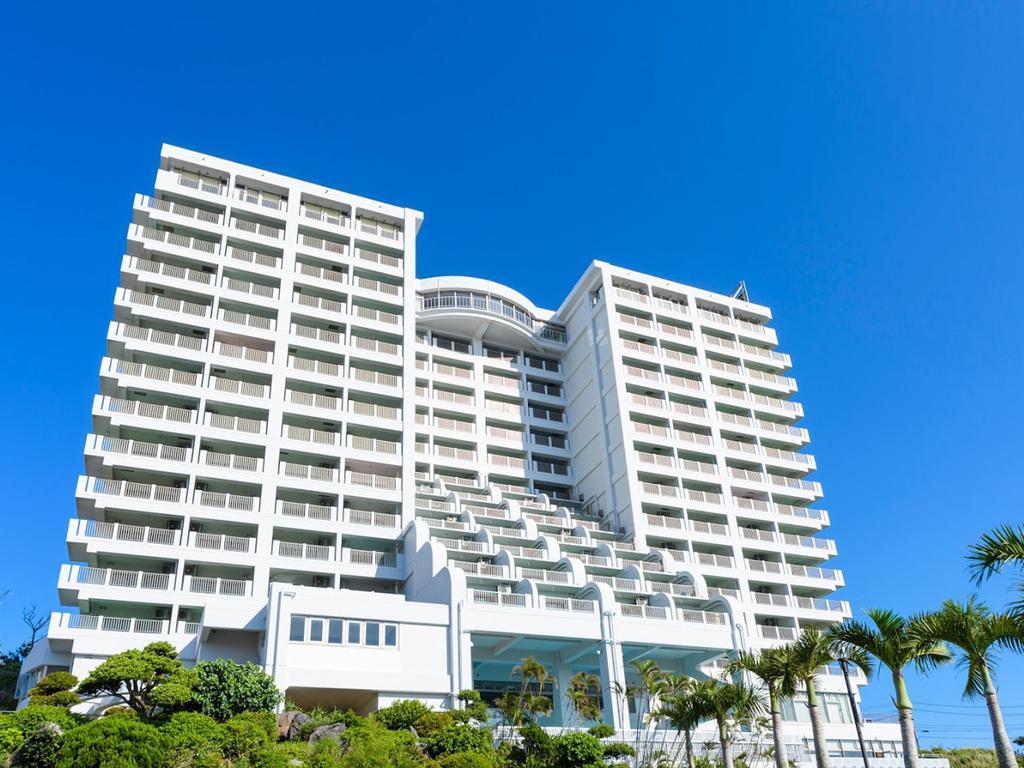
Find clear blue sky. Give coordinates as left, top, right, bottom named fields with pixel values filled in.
left=2, top=1, right=1023, bottom=746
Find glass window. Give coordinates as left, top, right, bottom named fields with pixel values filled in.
left=347, top=621, right=362, bottom=644
left=328, top=619, right=343, bottom=644
left=289, top=616, right=305, bottom=642
left=384, top=625, right=397, bottom=647
left=309, top=619, right=324, bottom=643
left=365, top=622, right=380, bottom=646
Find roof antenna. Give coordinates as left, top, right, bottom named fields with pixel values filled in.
left=731, top=280, right=749, bottom=302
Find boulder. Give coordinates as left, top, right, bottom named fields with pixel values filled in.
left=276, top=711, right=311, bottom=740
left=308, top=722, right=348, bottom=745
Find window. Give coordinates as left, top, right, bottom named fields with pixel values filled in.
left=347, top=622, right=362, bottom=644
left=365, top=622, right=381, bottom=646
left=384, top=625, right=398, bottom=647
left=289, top=616, right=305, bottom=642
left=328, top=619, right=344, bottom=644
left=309, top=619, right=324, bottom=643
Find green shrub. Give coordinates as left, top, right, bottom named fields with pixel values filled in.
left=332, top=726, right=425, bottom=768
left=55, top=716, right=165, bottom=768
left=373, top=700, right=431, bottom=731
left=551, top=731, right=605, bottom=768
left=308, top=738, right=345, bottom=768
left=296, top=708, right=366, bottom=741
left=0, top=725, right=25, bottom=755
left=160, top=711, right=224, bottom=767
left=422, top=724, right=493, bottom=759
left=453, top=691, right=488, bottom=724
left=586, top=723, right=614, bottom=739
left=1, top=705, right=81, bottom=737
left=28, top=672, right=80, bottom=708
left=436, top=753, right=496, bottom=768
left=412, top=711, right=454, bottom=736
left=191, top=660, right=281, bottom=721
left=221, top=712, right=276, bottom=762
left=601, top=741, right=636, bottom=759
left=12, top=723, right=65, bottom=768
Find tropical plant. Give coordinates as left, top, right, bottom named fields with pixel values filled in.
left=565, top=672, right=602, bottom=727
left=836, top=609, right=953, bottom=768
left=656, top=675, right=701, bottom=768
left=374, top=699, right=433, bottom=731
left=687, top=679, right=766, bottom=768
left=190, top=658, right=281, bottom=720
left=496, top=656, right=554, bottom=732
left=916, top=598, right=1024, bottom=768
left=728, top=647, right=798, bottom=768
left=75, top=641, right=195, bottom=718
left=968, top=525, right=1024, bottom=612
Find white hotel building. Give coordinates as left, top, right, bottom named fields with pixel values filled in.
left=20, top=145, right=908, bottom=761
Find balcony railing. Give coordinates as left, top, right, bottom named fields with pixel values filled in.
left=276, top=500, right=337, bottom=521
left=471, top=589, right=528, bottom=608
left=68, top=519, right=180, bottom=546
left=89, top=434, right=190, bottom=463
left=343, top=548, right=399, bottom=568
left=189, top=531, right=255, bottom=553
left=80, top=476, right=185, bottom=504
left=68, top=565, right=172, bottom=591
left=138, top=194, right=223, bottom=225
left=345, top=471, right=399, bottom=491
left=183, top=575, right=252, bottom=597
left=131, top=224, right=221, bottom=255
left=52, top=612, right=180, bottom=635
left=274, top=540, right=335, bottom=561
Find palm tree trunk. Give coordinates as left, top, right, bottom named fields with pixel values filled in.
left=893, top=673, right=918, bottom=768
left=982, top=666, right=1017, bottom=768
left=719, top=719, right=735, bottom=768
left=685, top=729, right=696, bottom=768
left=770, top=693, right=788, bottom=768
left=805, top=680, right=831, bottom=768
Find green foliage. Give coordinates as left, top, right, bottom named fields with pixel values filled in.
left=0, top=725, right=25, bottom=755
left=551, top=731, right=605, bottom=768
left=454, top=690, right=488, bottom=724
left=601, top=742, right=636, bottom=759
left=422, top=723, right=493, bottom=758
left=0, top=644, right=30, bottom=711
left=331, top=725, right=425, bottom=768
left=160, top=711, right=224, bottom=767
left=191, top=659, right=282, bottom=721
left=0, top=705, right=81, bottom=737
left=373, top=699, right=432, bottom=731
left=11, top=723, right=65, bottom=768
left=220, top=711, right=276, bottom=762
left=586, top=723, right=614, bottom=739
left=76, top=642, right=194, bottom=718
left=296, top=708, right=366, bottom=741
left=412, top=710, right=454, bottom=735
left=55, top=716, right=166, bottom=768
left=28, top=672, right=80, bottom=708
left=437, top=753, right=496, bottom=768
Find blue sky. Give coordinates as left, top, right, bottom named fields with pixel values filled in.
left=2, top=0, right=1024, bottom=745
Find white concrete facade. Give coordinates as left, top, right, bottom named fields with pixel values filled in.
left=20, top=145, right=907, bottom=763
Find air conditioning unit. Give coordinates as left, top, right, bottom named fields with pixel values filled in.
left=497, top=584, right=511, bottom=594
left=154, top=608, right=170, bottom=620
left=166, top=520, right=181, bottom=530
left=184, top=565, right=197, bottom=576
left=312, top=575, right=329, bottom=588
left=189, top=523, right=203, bottom=533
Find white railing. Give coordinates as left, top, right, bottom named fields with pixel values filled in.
left=108, top=357, right=199, bottom=387
left=120, top=287, right=210, bottom=318
left=213, top=341, right=272, bottom=364
left=195, top=489, right=259, bottom=513
left=519, top=567, right=571, bottom=584
left=298, top=232, right=348, bottom=256
left=53, top=613, right=172, bottom=635
left=354, top=247, right=402, bottom=269
left=758, top=625, right=797, bottom=641
left=281, top=424, right=340, bottom=445
left=89, top=434, right=189, bottom=463
left=209, top=376, right=269, bottom=399
left=80, top=476, right=185, bottom=504
left=471, top=590, right=527, bottom=608
left=280, top=461, right=340, bottom=482
left=128, top=255, right=214, bottom=286
left=111, top=322, right=206, bottom=352
left=138, top=194, right=223, bottom=225
left=301, top=204, right=348, bottom=227
left=230, top=216, right=284, bottom=240
left=348, top=400, right=400, bottom=420
left=345, top=471, right=399, bottom=491
left=351, top=335, right=401, bottom=356
left=190, top=531, right=255, bottom=553
left=222, top=276, right=280, bottom=299
left=353, top=275, right=402, bottom=297
left=200, top=450, right=263, bottom=472
left=228, top=246, right=282, bottom=269
left=131, top=223, right=221, bottom=255
left=288, top=354, right=340, bottom=377
left=235, top=187, right=287, bottom=211
left=292, top=323, right=343, bottom=345
left=276, top=500, right=337, bottom=521
left=620, top=604, right=668, bottom=620
left=68, top=519, right=179, bottom=546
left=70, top=565, right=171, bottom=591
left=274, top=540, right=335, bottom=561
left=352, top=305, right=401, bottom=326
left=185, top=575, right=252, bottom=597
left=343, top=508, right=399, bottom=528
left=218, top=307, right=276, bottom=331
left=293, top=290, right=347, bottom=315
left=205, top=412, right=267, bottom=434
left=343, top=548, right=399, bottom=568
left=349, top=435, right=400, bottom=455
left=543, top=596, right=596, bottom=613
left=286, top=389, right=341, bottom=411
left=350, top=367, right=401, bottom=388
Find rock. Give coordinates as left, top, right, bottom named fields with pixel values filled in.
left=308, top=722, right=347, bottom=745
left=277, top=711, right=311, bottom=740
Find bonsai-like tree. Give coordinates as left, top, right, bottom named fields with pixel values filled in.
left=76, top=641, right=195, bottom=718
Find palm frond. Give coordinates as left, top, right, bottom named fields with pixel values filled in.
left=967, top=525, right=1024, bottom=584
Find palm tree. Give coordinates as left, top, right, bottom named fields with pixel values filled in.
left=656, top=673, right=700, bottom=768
left=626, top=660, right=670, bottom=765
left=565, top=671, right=602, bottom=728
left=836, top=609, right=952, bottom=768
left=968, top=525, right=1024, bottom=612
left=689, top=679, right=767, bottom=768
left=728, top=647, right=798, bottom=768
left=916, top=597, right=1023, bottom=768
